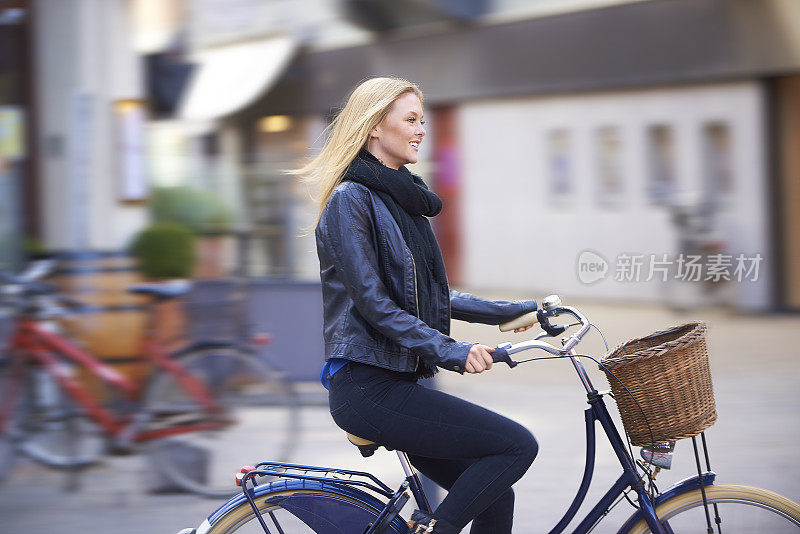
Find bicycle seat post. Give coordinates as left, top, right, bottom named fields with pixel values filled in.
left=397, top=450, right=414, bottom=478
left=396, top=450, right=433, bottom=514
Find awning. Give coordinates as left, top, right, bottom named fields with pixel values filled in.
left=178, top=35, right=295, bottom=122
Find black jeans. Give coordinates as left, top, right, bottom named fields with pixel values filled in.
left=328, top=362, right=538, bottom=533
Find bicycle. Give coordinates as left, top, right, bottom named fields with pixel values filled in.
left=175, top=294, right=800, bottom=533
left=661, top=199, right=728, bottom=311
left=0, top=260, right=299, bottom=498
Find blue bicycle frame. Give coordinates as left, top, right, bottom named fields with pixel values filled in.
left=545, top=388, right=713, bottom=534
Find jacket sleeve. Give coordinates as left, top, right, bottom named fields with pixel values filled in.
left=320, top=186, right=472, bottom=373
left=450, top=289, right=537, bottom=325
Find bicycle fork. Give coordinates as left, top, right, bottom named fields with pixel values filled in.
left=587, top=392, right=669, bottom=534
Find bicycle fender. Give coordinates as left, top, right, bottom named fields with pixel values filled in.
left=266, top=492, right=399, bottom=533
left=204, top=479, right=407, bottom=534
left=616, top=472, right=716, bottom=533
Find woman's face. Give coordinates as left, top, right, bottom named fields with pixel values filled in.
left=368, top=92, right=426, bottom=169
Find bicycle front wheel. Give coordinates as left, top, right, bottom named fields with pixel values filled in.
left=6, top=364, right=103, bottom=471
left=144, top=345, right=299, bottom=498
left=626, top=484, right=800, bottom=533
left=0, top=356, right=19, bottom=481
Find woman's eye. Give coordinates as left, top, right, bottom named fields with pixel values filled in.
left=407, top=118, right=415, bottom=123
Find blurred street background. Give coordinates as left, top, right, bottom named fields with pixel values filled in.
left=1, top=0, right=800, bottom=532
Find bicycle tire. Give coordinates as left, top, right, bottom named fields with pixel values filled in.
left=623, top=484, right=800, bottom=533
left=197, top=479, right=408, bottom=534
left=4, top=362, right=103, bottom=472
left=0, top=356, right=18, bottom=482
left=144, top=344, right=300, bottom=498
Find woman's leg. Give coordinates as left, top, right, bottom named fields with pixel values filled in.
left=408, top=456, right=515, bottom=533
left=328, top=363, right=538, bottom=532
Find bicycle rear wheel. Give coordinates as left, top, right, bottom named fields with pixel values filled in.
left=198, top=480, right=407, bottom=533
left=144, top=345, right=299, bottom=498
left=626, top=484, right=800, bottom=533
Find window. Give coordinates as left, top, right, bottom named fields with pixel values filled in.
left=646, top=125, right=676, bottom=205
left=547, top=129, right=573, bottom=201
left=702, top=122, right=733, bottom=201
left=595, top=126, right=623, bottom=207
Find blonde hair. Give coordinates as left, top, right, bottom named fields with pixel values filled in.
left=293, top=76, right=424, bottom=223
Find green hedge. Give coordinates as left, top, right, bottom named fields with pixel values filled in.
left=150, top=186, right=233, bottom=233
left=130, top=222, right=196, bottom=279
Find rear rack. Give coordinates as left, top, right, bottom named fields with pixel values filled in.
left=238, top=461, right=395, bottom=498
left=236, top=461, right=406, bottom=534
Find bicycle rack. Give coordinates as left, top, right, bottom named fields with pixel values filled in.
left=241, top=461, right=395, bottom=497
left=237, top=461, right=402, bottom=534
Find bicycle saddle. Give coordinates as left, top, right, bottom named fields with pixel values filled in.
left=128, top=280, right=192, bottom=299
left=346, top=432, right=385, bottom=457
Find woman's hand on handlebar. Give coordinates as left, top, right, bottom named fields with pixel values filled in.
left=465, top=344, right=496, bottom=374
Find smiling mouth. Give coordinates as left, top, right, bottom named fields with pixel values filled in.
left=410, top=140, right=420, bottom=150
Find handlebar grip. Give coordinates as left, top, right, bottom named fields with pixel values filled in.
left=499, top=311, right=538, bottom=332
left=492, top=347, right=517, bottom=368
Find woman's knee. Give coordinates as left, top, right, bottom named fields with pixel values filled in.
left=522, top=429, right=539, bottom=464
left=506, top=423, right=538, bottom=465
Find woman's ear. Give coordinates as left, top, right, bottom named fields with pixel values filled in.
left=370, top=123, right=381, bottom=139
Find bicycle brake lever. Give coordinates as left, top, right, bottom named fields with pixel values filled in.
left=492, top=346, right=518, bottom=368
left=537, top=309, right=567, bottom=337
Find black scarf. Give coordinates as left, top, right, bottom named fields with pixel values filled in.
left=344, top=149, right=448, bottom=379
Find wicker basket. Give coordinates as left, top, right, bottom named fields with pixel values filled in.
left=601, top=322, right=717, bottom=446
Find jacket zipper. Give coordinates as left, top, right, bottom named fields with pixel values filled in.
left=410, top=252, right=420, bottom=371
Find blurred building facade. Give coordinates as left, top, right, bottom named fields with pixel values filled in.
left=6, top=0, right=800, bottom=311
left=1, top=0, right=149, bottom=261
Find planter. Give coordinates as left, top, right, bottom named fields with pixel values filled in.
left=51, top=250, right=150, bottom=398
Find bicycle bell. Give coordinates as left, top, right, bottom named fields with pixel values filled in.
left=542, top=294, right=562, bottom=313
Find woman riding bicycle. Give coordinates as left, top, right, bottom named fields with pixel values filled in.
left=298, top=76, right=538, bottom=533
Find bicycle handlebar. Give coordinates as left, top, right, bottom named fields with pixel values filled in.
left=0, top=260, right=56, bottom=286
left=0, top=261, right=88, bottom=315
left=492, top=295, right=593, bottom=368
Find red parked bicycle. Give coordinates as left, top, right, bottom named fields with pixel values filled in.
left=0, top=261, right=298, bottom=498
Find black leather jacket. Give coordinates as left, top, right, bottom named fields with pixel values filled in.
left=316, top=181, right=537, bottom=374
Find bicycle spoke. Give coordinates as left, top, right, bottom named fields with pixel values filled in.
left=268, top=511, right=285, bottom=534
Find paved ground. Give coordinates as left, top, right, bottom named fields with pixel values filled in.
left=1, top=297, right=798, bottom=533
